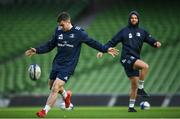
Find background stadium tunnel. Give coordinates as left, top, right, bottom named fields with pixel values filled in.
left=0, top=0, right=180, bottom=108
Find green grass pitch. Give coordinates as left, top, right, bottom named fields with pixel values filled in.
left=0, top=107, right=180, bottom=118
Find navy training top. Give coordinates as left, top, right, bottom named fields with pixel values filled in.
left=36, top=26, right=108, bottom=75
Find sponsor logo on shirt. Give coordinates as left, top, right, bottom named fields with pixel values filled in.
left=57, top=41, right=74, bottom=48
left=63, top=41, right=67, bottom=44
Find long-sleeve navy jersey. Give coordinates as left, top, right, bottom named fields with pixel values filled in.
left=105, top=26, right=157, bottom=60
left=36, top=26, right=108, bottom=74
left=105, top=11, right=157, bottom=60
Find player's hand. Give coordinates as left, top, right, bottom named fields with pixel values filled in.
left=25, top=47, right=37, bottom=56
left=107, top=47, right=119, bottom=57
left=154, top=41, right=161, bottom=48
left=96, top=52, right=103, bottom=58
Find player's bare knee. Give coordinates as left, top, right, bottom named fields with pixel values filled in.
left=52, top=79, right=64, bottom=92
left=143, top=63, right=149, bottom=70
left=58, top=87, right=64, bottom=93
left=51, top=82, right=61, bottom=93
left=51, top=84, right=60, bottom=93
left=132, top=83, right=138, bottom=90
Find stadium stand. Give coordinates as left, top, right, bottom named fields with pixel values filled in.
left=0, top=0, right=88, bottom=62
left=0, top=0, right=89, bottom=95
left=0, top=0, right=179, bottom=97
left=66, top=0, right=180, bottom=95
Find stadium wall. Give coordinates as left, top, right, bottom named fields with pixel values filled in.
left=6, top=94, right=180, bottom=107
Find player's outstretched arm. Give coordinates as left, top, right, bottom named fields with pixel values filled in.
left=25, top=47, right=37, bottom=57
left=154, top=41, right=161, bottom=48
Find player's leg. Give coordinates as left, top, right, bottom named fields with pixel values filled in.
left=133, top=59, right=149, bottom=81
left=128, top=76, right=139, bottom=112
left=48, top=79, right=72, bottom=108
left=133, top=59, right=149, bottom=97
left=36, top=78, right=65, bottom=118
left=49, top=80, right=66, bottom=96
left=56, top=73, right=72, bottom=108
left=46, top=78, right=65, bottom=107
left=48, top=76, right=72, bottom=108
left=48, top=71, right=70, bottom=99
left=121, top=55, right=139, bottom=112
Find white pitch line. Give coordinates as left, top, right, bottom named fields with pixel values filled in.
left=108, top=95, right=117, bottom=107
left=161, top=94, right=173, bottom=107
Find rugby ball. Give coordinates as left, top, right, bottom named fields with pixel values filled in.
left=140, top=101, right=150, bottom=110
left=28, top=64, right=41, bottom=81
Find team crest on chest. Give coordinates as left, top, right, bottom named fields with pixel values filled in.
left=69, top=34, right=74, bottom=38
left=136, top=32, right=141, bottom=37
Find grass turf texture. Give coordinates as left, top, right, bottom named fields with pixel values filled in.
left=0, top=107, right=180, bottom=118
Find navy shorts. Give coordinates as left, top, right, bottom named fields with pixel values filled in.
left=49, top=70, right=71, bottom=83
left=121, top=55, right=139, bottom=77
